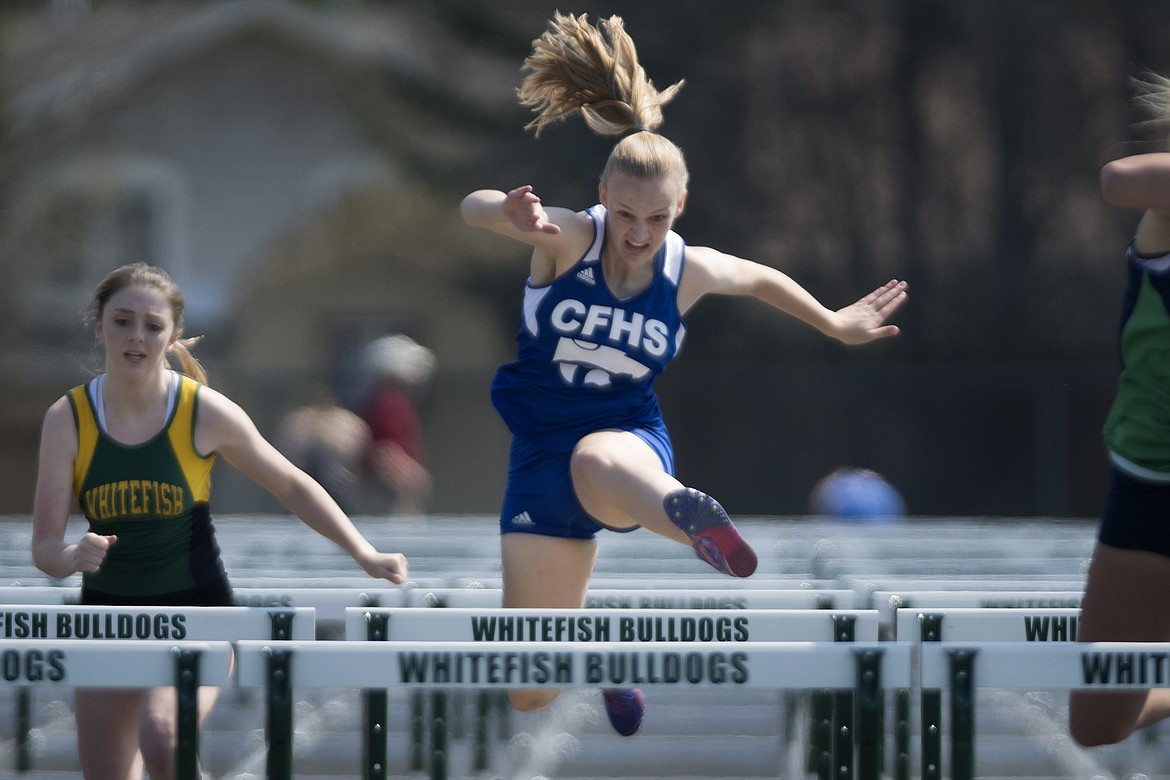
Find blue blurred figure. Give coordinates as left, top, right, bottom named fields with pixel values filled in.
left=810, top=467, right=905, bottom=521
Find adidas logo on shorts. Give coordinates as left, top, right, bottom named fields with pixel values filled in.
left=511, top=511, right=536, bottom=526
left=575, top=267, right=596, bottom=286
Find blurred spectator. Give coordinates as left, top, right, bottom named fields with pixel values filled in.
left=362, top=334, right=436, bottom=515
left=276, top=382, right=371, bottom=514
left=809, top=467, right=906, bottom=521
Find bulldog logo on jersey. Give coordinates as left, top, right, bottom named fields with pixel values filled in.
left=553, top=338, right=652, bottom=388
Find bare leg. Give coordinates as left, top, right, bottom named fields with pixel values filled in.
left=76, top=681, right=223, bottom=780
left=569, top=430, right=690, bottom=543
left=501, top=532, right=598, bottom=711
left=571, top=430, right=756, bottom=576
left=77, top=689, right=146, bottom=780
left=138, top=685, right=223, bottom=779
left=1069, top=542, right=1170, bottom=746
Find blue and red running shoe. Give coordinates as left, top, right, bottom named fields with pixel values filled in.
left=665, top=488, right=758, bottom=578
left=601, top=688, right=645, bottom=736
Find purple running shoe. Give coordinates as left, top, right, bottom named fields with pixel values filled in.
left=665, top=488, right=758, bottom=577
left=601, top=688, right=645, bottom=736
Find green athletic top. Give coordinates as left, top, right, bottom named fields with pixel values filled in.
left=1103, top=242, right=1170, bottom=480
left=69, top=372, right=229, bottom=596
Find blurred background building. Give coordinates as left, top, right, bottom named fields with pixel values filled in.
left=1, top=0, right=1166, bottom=518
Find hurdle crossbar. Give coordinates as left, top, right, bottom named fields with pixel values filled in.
left=921, top=641, right=1170, bottom=689
left=345, top=607, right=881, bottom=642
left=2, top=605, right=311, bottom=776
left=0, top=586, right=79, bottom=605
left=870, top=590, right=1083, bottom=624
left=0, top=639, right=231, bottom=780
left=404, top=587, right=855, bottom=610
left=238, top=639, right=908, bottom=688
left=0, top=583, right=372, bottom=624
left=898, top=607, right=1082, bottom=780
left=0, top=604, right=315, bottom=641
left=920, top=641, right=1170, bottom=780
left=231, top=587, right=398, bottom=621
left=895, top=607, right=1081, bottom=643
left=350, top=607, right=881, bottom=780
left=235, top=639, right=909, bottom=780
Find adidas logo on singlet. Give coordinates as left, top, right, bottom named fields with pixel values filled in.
left=575, top=267, right=596, bottom=286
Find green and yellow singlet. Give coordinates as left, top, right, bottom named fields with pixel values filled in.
left=69, top=372, right=229, bottom=597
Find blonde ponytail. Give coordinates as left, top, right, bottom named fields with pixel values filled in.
left=1132, top=70, right=1170, bottom=138
left=519, top=13, right=684, bottom=138
left=169, top=337, right=208, bottom=385
left=518, top=13, right=690, bottom=191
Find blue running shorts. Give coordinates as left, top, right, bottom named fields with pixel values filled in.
left=500, top=425, right=675, bottom=540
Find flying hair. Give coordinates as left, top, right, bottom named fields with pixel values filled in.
left=518, top=12, right=684, bottom=138
left=1132, top=70, right=1170, bottom=136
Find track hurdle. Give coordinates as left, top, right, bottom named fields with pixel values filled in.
left=453, top=575, right=842, bottom=592
left=0, top=583, right=395, bottom=629
left=870, top=589, right=1082, bottom=628
left=235, top=637, right=910, bottom=780
left=230, top=587, right=402, bottom=637
left=894, top=607, right=1081, bottom=644
left=405, top=586, right=856, bottom=610
left=0, top=604, right=312, bottom=775
left=346, top=607, right=883, bottom=780
left=0, top=639, right=232, bottom=780
left=0, top=604, right=315, bottom=641
left=344, top=606, right=880, bottom=642
left=919, top=641, right=1170, bottom=780
left=896, top=607, right=1082, bottom=780
left=388, top=590, right=860, bottom=774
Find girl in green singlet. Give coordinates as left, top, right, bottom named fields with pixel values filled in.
left=31, top=263, right=410, bottom=780
left=1070, top=72, right=1170, bottom=748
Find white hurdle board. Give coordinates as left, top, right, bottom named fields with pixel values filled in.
left=919, top=641, right=1167, bottom=780
left=0, top=605, right=316, bottom=640
left=231, top=588, right=399, bottom=620
left=585, top=588, right=856, bottom=609
left=921, top=641, right=1170, bottom=689
left=402, top=587, right=855, bottom=610
left=870, top=590, right=1083, bottom=624
left=846, top=577, right=1085, bottom=593
left=895, top=607, right=1081, bottom=643
left=345, top=607, right=881, bottom=643
left=237, top=639, right=911, bottom=689
left=0, top=583, right=383, bottom=624
left=0, top=586, right=79, bottom=605
left=0, top=639, right=233, bottom=687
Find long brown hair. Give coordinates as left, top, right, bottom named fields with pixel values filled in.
left=86, top=263, right=208, bottom=385
left=518, top=12, right=690, bottom=190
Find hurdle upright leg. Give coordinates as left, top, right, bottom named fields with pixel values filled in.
left=919, top=613, right=944, bottom=780
left=893, top=687, right=911, bottom=780
left=173, top=648, right=203, bottom=780
left=947, top=649, right=976, bottom=780
left=474, top=690, right=491, bottom=771
left=431, top=690, right=449, bottom=780
left=854, top=649, right=885, bottom=780
left=15, top=687, right=31, bottom=774
left=807, top=688, right=834, bottom=780
left=832, top=615, right=859, bottom=780
left=362, top=611, right=390, bottom=780
left=264, top=647, right=294, bottom=780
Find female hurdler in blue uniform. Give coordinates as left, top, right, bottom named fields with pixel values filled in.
left=461, top=12, right=907, bottom=736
